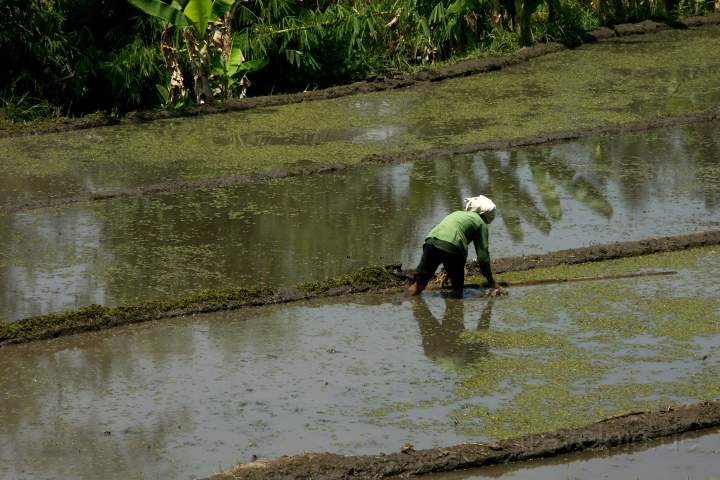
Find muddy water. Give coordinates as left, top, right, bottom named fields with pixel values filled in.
left=430, top=429, right=720, bottom=480
left=1, top=247, right=718, bottom=479
left=1, top=27, right=719, bottom=210
left=1, top=123, right=719, bottom=321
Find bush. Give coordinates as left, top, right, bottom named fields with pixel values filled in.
left=0, top=0, right=166, bottom=119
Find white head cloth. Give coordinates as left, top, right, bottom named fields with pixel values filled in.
left=464, top=195, right=496, bottom=215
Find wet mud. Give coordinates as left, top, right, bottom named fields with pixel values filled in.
left=2, top=15, right=718, bottom=141
left=208, top=400, right=720, bottom=480
left=470, top=230, right=720, bottom=275
left=2, top=230, right=718, bottom=348
left=2, top=245, right=718, bottom=479
left=429, top=428, right=720, bottom=479
left=3, top=110, right=719, bottom=215
left=612, top=19, right=670, bottom=36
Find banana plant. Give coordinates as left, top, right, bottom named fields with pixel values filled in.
left=129, top=0, right=266, bottom=104
left=210, top=39, right=269, bottom=99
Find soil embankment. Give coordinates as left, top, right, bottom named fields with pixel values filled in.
left=470, top=229, right=720, bottom=275
left=2, top=230, right=719, bottom=348
left=2, top=14, right=718, bottom=140
left=208, top=400, right=720, bottom=480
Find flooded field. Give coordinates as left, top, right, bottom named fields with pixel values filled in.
left=1, top=247, right=718, bottom=479
left=1, top=122, right=718, bottom=322
left=1, top=26, right=719, bottom=211
left=430, top=428, right=720, bottom=480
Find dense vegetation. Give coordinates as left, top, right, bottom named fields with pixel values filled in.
left=1, top=0, right=717, bottom=123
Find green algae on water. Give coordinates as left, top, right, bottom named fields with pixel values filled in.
left=2, top=27, right=720, bottom=208
left=448, top=246, right=720, bottom=439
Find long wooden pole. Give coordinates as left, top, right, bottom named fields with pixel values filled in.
left=498, top=270, right=677, bottom=287
left=425, top=270, right=677, bottom=291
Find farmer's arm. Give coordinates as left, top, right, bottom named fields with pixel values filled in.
left=474, top=224, right=498, bottom=289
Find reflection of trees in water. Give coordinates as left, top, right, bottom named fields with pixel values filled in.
left=0, top=405, right=193, bottom=479
left=689, top=125, right=720, bottom=210
left=0, top=327, right=198, bottom=478
left=478, top=123, right=719, bottom=244
left=584, top=123, right=720, bottom=211
left=543, top=153, right=613, bottom=218
left=0, top=209, right=109, bottom=322
left=477, top=148, right=613, bottom=241
left=482, top=152, right=553, bottom=242
left=412, top=296, right=493, bottom=368
left=0, top=325, right=197, bottom=432
left=3, top=124, right=718, bottom=321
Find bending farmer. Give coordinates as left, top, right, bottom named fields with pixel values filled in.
left=408, top=195, right=502, bottom=296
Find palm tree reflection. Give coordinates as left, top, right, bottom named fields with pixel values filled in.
left=479, top=149, right=613, bottom=242
left=482, top=152, right=547, bottom=242
left=543, top=154, right=613, bottom=219
left=412, top=296, right=493, bottom=368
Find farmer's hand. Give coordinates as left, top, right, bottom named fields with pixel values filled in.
left=489, top=286, right=507, bottom=297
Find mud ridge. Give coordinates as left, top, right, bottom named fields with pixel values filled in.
left=0, top=162, right=351, bottom=215
left=207, top=400, right=720, bottom=480
left=362, top=109, right=720, bottom=166
left=468, top=229, right=720, bottom=275
left=2, top=230, right=719, bottom=348
left=3, top=109, right=719, bottom=216
left=2, top=14, right=718, bottom=140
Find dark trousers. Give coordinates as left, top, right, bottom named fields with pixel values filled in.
left=413, top=243, right=466, bottom=291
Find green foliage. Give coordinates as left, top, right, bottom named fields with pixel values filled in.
left=0, top=93, right=62, bottom=123
left=102, top=35, right=167, bottom=110
left=128, top=0, right=269, bottom=103
left=2, top=0, right=716, bottom=119
left=533, top=0, right=600, bottom=44
left=678, top=0, right=717, bottom=16
left=0, top=0, right=166, bottom=119
left=486, top=25, right=522, bottom=52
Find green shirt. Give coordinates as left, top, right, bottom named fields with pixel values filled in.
left=425, top=211, right=491, bottom=264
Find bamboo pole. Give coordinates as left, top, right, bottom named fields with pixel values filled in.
left=426, top=270, right=677, bottom=291
left=498, top=270, right=676, bottom=287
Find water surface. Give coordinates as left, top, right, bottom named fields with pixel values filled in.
left=1, top=123, right=718, bottom=321
left=1, top=27, right=719, bottom=210
left=1, top=247, right=718, bottom=479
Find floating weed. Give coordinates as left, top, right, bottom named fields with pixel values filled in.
left=3, top=28, right=720, bottom=207
left=299, top=266, right=403, bottom=294
left=367, top=402, right=415, bottom=418
left=450, top=247, right=720, bottom=438
left=460, top=328, right=573, bottom=351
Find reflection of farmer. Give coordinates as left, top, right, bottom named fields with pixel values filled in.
left=408, top=195, right=503, bottom=297
left=413, top=296, right=492, bottom=368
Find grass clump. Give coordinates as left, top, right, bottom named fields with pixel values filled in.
left=0, top=286, right=275, bottom=345
left=300, top=265, right=404, bottom=294
left=0, top=265, right=405, bottom=345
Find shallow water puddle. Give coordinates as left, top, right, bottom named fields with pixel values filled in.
left=1, top=247, right=718, bottom=479
left=1, top=123, right=719, bottom=321
left=1, top=27, right=719, bottom=209
left=429, top=429, right=720, bottom=480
